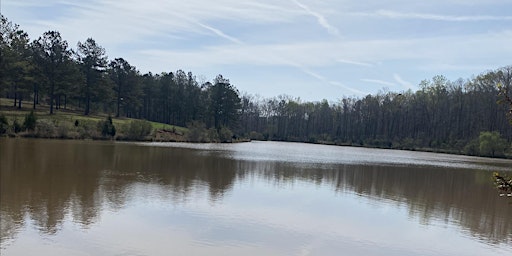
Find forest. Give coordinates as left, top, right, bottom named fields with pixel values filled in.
left=1, top=15, right=511, bottom=157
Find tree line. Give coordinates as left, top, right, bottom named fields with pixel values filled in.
left=1, top=15, right=511, bottom=155
left=241, top=70, right=512, bottom=156
left=1, top=16, right=241, bottom=133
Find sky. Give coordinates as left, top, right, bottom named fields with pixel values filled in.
left=2, top=0, right=512, bottom=101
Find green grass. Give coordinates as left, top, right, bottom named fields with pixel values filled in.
left=0, top=97, right=188, bottom=136
left=147, top=120, right=188, bottom=134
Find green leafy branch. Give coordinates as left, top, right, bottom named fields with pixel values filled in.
left=493, top=172, right=512, bottom=197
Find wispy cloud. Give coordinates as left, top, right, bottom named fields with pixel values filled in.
left=291, top=0, right=340, bottom=36
left=361, top=79, right=395, bottom=87
left=329, top=81, right=367, bottom=95
left=363, top=10, right=512, bottom=22
left=196, top=22, right=243, bottom=44
left=300, top=68, right=326, bottom=81
left=298, top=66, right=366, bottom=95
left=7, top=0, right=512, bottom=100
left=137, top=29, right=512, bottom=72
left=393, top=74, right=414, bottom=90
left=337, top=59, right=374, bottom=67
left=9, top=0, right=299, bottom=44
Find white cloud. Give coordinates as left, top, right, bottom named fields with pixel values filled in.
left=295, top=65, right=366, bottom=96
left=301, top=68, right=326, bottom=81
left=329, top=81, right=367, bottom=95
left=196, top=22, right=243, bottom=45
left=4, top=0, right=512, bottom=100
left=291, top=0, right=340, bottom=37
left=337, top=59, right=374, bottom=67
left=393, top=74, right=413, bottom=90
left=361, top=79, right=395, bottom=87
left=137, top=29, right=512, bottom=71
left=5, top=0, right=301, bottom=44
left=368, top=10, right=512, bottom=22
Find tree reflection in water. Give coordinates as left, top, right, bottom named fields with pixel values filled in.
left=1, top=138, right=511, bottom=248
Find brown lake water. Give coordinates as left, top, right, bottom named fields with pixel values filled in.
left=1, top=138, right=511, bottom=256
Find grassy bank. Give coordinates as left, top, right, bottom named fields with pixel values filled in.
left=0, top=98, right=187, bottom=142
left=0, top=98, right=249, bottom=143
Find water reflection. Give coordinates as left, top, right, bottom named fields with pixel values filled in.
left=1, top=138, right=511, bottom=251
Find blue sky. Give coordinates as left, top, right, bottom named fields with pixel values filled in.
left=3, top=0, right=512, bottom=101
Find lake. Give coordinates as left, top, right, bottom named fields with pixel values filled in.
left=1, top=138, right=511, bottom=256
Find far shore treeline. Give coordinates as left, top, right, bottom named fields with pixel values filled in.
left=1, top=15, right=511, bottom=157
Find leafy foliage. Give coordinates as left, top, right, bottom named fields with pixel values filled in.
left=498, top=80, right=512, bottom=125
left=122, top=120, right=152, bottom=141
left=218, top=126, right=234, bottom=143
left=109, top=58, right=141, bottom=118
left=99, top=116, right=116, bottom=138
left=206, top=75, right=242, bottom=130
left=76, top=38, right=108, bottom=115
left=186, top=121, right=208, bottom=142
left=12, top=118, right=22, bottom=133
left=31, top=30, right=73, bottom=114
left=0, top=15, right=33, bottom=109
left=493, top=172, right=512, bottom=197
left=238, top=71, right=512, bottom=153
left=479, top=131, right=508, bottom=157
left=23, top=111, right=37, bottom=131
left=0, top=113, right=8, bottom=134
left=35, top=119, right=56, bottom=138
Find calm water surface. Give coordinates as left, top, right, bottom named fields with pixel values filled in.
left=1, top=138, right=511, bottom=256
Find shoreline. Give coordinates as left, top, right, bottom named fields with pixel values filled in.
left=1, top=104, right=511, bottom=159
left=1, top=135, right=510, bottom=161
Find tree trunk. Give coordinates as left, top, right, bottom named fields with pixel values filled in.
left=84, top=73, right=91, bottom=115
left=116, top=82, right=121, bottom=117
left=85, top=93, right=90, bottom=115
left=13, top=89, right=17, bottom=107
left=50, top=81, right=55, bottom=115
left=33, top=85, right=37, bottom=109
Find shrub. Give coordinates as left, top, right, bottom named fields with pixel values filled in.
left=218, top=126, right=233, bottom=143
left=186, top=121, right=208, bottom=142
left=99, top=116, right=116, bottom=138
left=249, top=131, right=264, bottom=141
left=12, top=118, right=22, bottom=133
left=463, top=139, right=479, bottom=156
left=207, top=128, right=219, bottom=142
left=0, top=113, right=8, bottom=135
left=35, top=119, right=56, bottom=138
left=123, top=120, right=152, bottom=140
left=479, top=131, right=507, bottom=157
left=77, top=120, right=98, bottom=139
left=399, top=137, right=416, bottom=150
left=57, top=122, right=73, bottom=138
left=23, top=111, right=37, bottom=131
